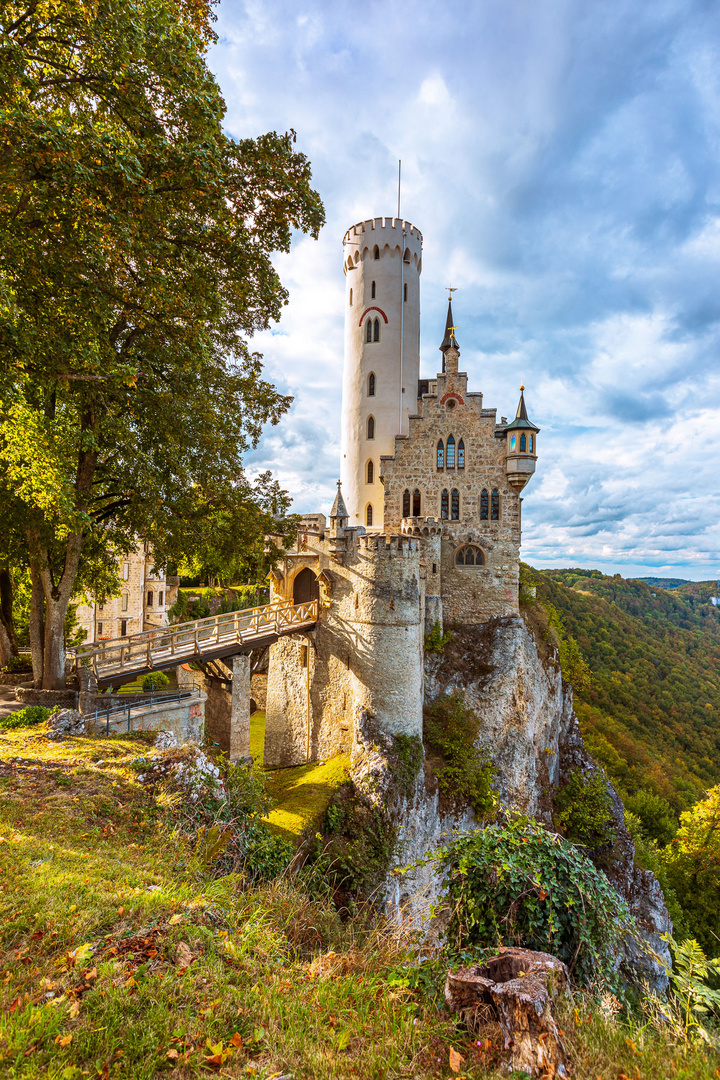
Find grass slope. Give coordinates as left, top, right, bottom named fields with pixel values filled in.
left=525, top=566, right=720, bottom=808
left=2, top=725, right=719, bottom=1079
left=250, top=711, right=350, bottom=843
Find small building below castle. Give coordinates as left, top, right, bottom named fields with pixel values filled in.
left=75, top=544, right=179, bottom=644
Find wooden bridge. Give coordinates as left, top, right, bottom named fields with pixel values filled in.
left=75, top=599, right=318, bottom=689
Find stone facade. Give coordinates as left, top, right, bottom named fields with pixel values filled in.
left=75, top=544, right=179, bottom=644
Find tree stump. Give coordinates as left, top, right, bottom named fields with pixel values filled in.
left=445, top=946, right=570, bottom=1077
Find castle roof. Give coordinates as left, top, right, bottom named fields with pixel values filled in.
left=330, top=480, right=348, bottom=519
left=505, top=387, right=540, bottom=432
left=439, top=297, right=459, bottom=353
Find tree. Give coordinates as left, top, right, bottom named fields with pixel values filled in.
left=0, top=0, right=324, bottom=686
left=664, top=785, right=720, bottom=958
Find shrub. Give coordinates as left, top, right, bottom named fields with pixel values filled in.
left=553, top=768, right=616, bottom=850
left=391, top=733, right=423, bottom=798
left=424, top=692, right=495, bottom=817
left=1, top=654, right=32, bottom=674
left=141, top=670, right=170, bottom=691
left=424, top=620, right=452, bottom=654
left=624, top=788, right=678, bottom=847
left=0, top=704, right=53, bottom=729
left=429, top=815, right=637, bottom=991
left=307, top=783, right=397, bottom=896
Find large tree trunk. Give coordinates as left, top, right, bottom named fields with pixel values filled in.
left=36, top=530, right=85, bottom=690
left=0, top=568, right=17, bottom=664
left=28, top=559, right=45, bottom=687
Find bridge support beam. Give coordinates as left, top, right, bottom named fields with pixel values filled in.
left=230, top=654, right=251, bottom=763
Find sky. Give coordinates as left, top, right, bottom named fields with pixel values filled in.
left=209, top=0, right=720, bottom=581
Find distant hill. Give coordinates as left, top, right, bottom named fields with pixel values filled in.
left=634, top=577, right=691, bottom=590
left=522, top=566, right=720, bottom=811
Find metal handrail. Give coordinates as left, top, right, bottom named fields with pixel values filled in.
left=75, top=598, right=318, bottom=681
left=84, top=687, right=203, bottom=735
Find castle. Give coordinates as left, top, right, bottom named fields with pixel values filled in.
left=264, top=217, right=538, bottom=768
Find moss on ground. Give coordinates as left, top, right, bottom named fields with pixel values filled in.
left=250, top=710, right=350, bottom=843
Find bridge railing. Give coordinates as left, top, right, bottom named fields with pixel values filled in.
left=75, top=599, right=318, bottom=680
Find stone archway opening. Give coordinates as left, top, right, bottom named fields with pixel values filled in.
left=293, top=567, right=319, bottom=606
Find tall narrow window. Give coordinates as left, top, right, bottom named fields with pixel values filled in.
left=366, top=504, right=373, bottom=527
left=366, top=319, right=372, bottom=343
left=373, top=318, right=380, bottom=342
left=402, top=489, right=411, bottom=517
left=480, top=489, right=489, bottom=520
left=458, top=439, right=465, bottom=469
left=367, top=415, right=375, bottom=439
left=120, top=620, right=127, bottom=636
left=441, top=489, right=449, bottom=519
left=123, top=562, right=129, bottom=580
left=367, top=460, right=374, bottom=484
left=122, top=593, right=129, bottom=612
left=373, top=245, right=380, bottom=260
left=520, top=433, right=527, bottom=451
left=371, top=280, right=376, bottom=299
left=147, top=591, right=153, bottom=607
left=446, top=434, right=456, bottom=468
left=491, top=489, right=500, bottom=520
left=97, top=622, right=103, bottom=637
left=529, top=434, right=534, bottom=452
left=349, top=288, right=353, bottom=306
left=404, top=283, right=408, bottom=302
left=159, top=591, right=164, bottom=606
left=368, top=372, right=376, bottom=396
left=412, top=489, right=421, bottom=516
left=451, top=489, right=460, bottom=520
left=436, top=439, right=444, bottom=469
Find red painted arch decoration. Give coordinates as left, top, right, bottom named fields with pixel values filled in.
left=358, top=306, right=389, bottom=327
left=441, top=391, right=464, bottom=406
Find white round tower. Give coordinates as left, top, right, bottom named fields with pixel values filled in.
left=340, top=217, right=423, bottom=531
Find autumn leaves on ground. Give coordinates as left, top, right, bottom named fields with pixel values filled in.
left=2, top=724, right=720, bottom=1080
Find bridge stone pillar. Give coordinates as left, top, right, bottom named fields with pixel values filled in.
left=230, top=654, right=251, bottom=763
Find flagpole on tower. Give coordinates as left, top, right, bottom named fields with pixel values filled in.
left=397, top=159, right=401, bottom=219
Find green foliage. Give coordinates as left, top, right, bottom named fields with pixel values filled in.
left=523, top=564, right=720, bottom=807
left=662, top=785, right=720, bottom=959
left=624, top=788, right=678, bottom=846
left=665, top=935, right=720, bottom=1042
left=553, top=768, right=616, bottom=850
left=167, top=590, right=211, bottom=623
left=1, top=653, right=31, bottom=673
left=391, top=733, right=424, bottom=798
left=307, top=783, right=397, bottom=895
left=190, top=595, right=211, bottom=620
left=141, top=671, right=170, bottom=691
left=424, top=692, right=495, bottom=817
left=424, top=620, right=452, bottom=654
left=625, top=812, right=689, bottom=938
left=0, top=704, right=54, bottom=729
left=430, top=816, right=638, bottom=991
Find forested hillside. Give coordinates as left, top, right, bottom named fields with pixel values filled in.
left=522, top=566, right=720, bottom=812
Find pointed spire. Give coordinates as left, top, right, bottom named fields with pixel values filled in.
left=330, top=479, right=348, bottom=521
left=505, top=384, right=540, bottom=432
left=439, top=296, right=459, bottom=353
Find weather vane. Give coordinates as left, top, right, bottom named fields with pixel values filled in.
left=446, top=286, right=457, bottom=302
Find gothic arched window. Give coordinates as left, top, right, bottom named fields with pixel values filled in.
left=491, top=489, right=500, bottom=520
left=366, top=504, right=373, bottom=527
left=441, top=490, right=449, bottom=519
left=371, top=280, right=376, bottom=299
left=367, top=415, right=375, bottom=440
left=520, top=433, right=527, bottom=451
left=437, top=439, right=444, bottom=470
left=368, top=372, right=376, bottom=397
left=455, top=545, right=485, bottom=567
left=402, top=489, right=410, bottom=517
left=458, top=439, right=465, bottom=469
left=446, top=434, right=456, bottom=469
left=373, top=318, right=380, bottom=342
left=412, top=489, right=421, bottom=516
left=480, top=489, right=489, bottom=520
left=367, top=460, right=374, bottom=484
left=373, top=245, right=380, bottom=260
left=530, top=434, right=534, bottom=452
left=451, top=488, right=460, bottom=520
left=366, top=319, right=372, bottom=343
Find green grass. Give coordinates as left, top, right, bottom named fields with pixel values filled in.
left=1, top=724, right=719, bottom=1079
left=250, top=711, right=350, bottom=843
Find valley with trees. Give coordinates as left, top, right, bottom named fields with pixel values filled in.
left=2, top=1, right=720, bottom=1078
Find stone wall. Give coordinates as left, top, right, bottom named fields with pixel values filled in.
left=87, top=694, right=205, bottom=744
left=250, top=673, right=267, bottom=710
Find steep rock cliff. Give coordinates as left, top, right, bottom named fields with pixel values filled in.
left=350, top=613, right=671, bottom=990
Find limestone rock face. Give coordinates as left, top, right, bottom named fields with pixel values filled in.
left=359, top=614, right=671, bottom=991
